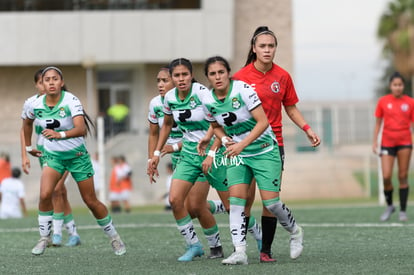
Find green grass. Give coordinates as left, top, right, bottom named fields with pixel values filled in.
left=1, top=204, right=414, bottom=275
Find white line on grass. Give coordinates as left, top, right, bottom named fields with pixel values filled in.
left=0, top=222, right=412, bottom=233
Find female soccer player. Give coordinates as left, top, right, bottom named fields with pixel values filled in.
left=373, top=72, right=414, bottom=222
left=147, top=66, right=183, bottom=172
left=20, top=68, right=81, bottom=247
left=201, top=56, right=304, bottom=265
left=233, top=26, right=320, bottom=262
left=148, top=59, right=228, bottom=261
left=147, top=66, right=225, bottom=216
left=23, top=66, right=126, bottom=256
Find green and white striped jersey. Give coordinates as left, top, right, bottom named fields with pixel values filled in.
left=21, top=94, right=45, bottom=150
left=147, top=95, right=183, bottom=145
left=201, top=80, right=276, bottom=157
left=163, top=83, right=210, bottom=155
left=25, top=91, right=88, bottom=159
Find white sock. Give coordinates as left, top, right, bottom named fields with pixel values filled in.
left=64, top=220, right=79, bottom=237
left=177, top=215, right=200, bottom=246
left=247, top=216, right=262, bottom=241
left=229, top=197, right=247, bottom=248
left=208, top=200, right=226, bottom=214
left=203, top=225, right=221, bottom=248
left=38, top=213, right=53, bottom=238
left=266, top=200, right=297, bottom=233
left=97, top=215, right=118, bottom=239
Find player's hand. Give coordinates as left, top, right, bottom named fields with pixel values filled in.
left=161, top=144, right=174, bottom=156
left=21, top=156, right=31, bottom=174
left=202, top=155, right=214, bottom=174
left=42, top=129, right=59, bottom=139
left=197, top=139, right=210, bottom=156
left=28, top=149, right=42, bottom=158
left=305, top=129, right=321, bottom=147
left=372, top=142, right=378, bottom=155
left=224, top=143, right=243, bottom=158
left=221, top=136, right=235, bottom=148
left=148, top=156, right=160, bottom=184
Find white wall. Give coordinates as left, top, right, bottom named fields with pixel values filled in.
left=0, top=0, right=234, bottom=66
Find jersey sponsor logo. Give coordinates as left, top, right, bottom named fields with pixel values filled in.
left=222, top=112, right=237, bottom=126
left=231, top=98, right=241, bottom=109
left=46, top=119, right=61, bottom=130
left=270, top=81, right=280, bottom=93
left=261, top=142, right=271, bottom=148
left=401, top=103, right=409, bottom=112
left=155, top=110, right=164, bottom=118
left=178, top=109, right=192, bottom=122
left=213, top=155, right=245, bottom=168
left=35, top=110, right=43, bottom=118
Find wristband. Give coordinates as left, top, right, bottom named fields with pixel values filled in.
left=207, top=150, right=216, bottom=157
left=172, top=143, right=179, bottom=152
left=221, top=136, right=229, bottom=146
left=302, top=124, right=311, bottom=132
left=59, top=131, right=66, bottom=138
left=25, top=146, right=33, bottom=152
left=147, top=159, right=152, bottom=162
left=154, top=150, right=161, bottom=157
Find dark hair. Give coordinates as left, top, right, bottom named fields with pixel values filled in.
left=169, top=58, right=196, bottom=83
left=0, top=152, right=10, bottom=162
left=12, top=167, right=21, bottom=178
left=34, top=68, right=44, bottom=83
left=245, top=26, right=278, bottom=66
left=169, top=58, right=192, bottom=75
left=160, top=64, right=170, bottom=72
left=41, top=66, right=68, bottom=91
left=389, top=72, right=405, bottom=84
left=41, top=66, right=95, bottom=135
left=204, top=56, right=231, bottom=76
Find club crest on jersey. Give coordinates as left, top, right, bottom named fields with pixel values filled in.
left=189, top=97, right=197, bottom=109
left=270, top=81, right=280, bottom=93
left=401, top=103, right=409, bottom=112
left=232, top=98, right=241, bottom=109
left=59, top=107, right=66, bottom=117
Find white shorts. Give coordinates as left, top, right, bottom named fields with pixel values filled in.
left=108, top=190, right=131, bottom=201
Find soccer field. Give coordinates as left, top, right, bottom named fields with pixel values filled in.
left=1, top=204, right=413, bottom=275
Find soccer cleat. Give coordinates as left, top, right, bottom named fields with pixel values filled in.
left=221, top=251, right=248, bottom=265
left=31, top=237, right=50, bottom=255
left=207, top=246, right=224, bottom=259
left=380, top=205, right=395, bottom=221
left=399, top=211, right=408, bottom=222
left=111, top=235, right=126, bottom=256
left=260, top=252, right=277, bottom=263
left=65, top=235, right=81, bottom=247
left=52, top=234, right=62, bottom=247
left=290, top=226, right=304, bottom=259
left=178, top=242, right=204, bottom=262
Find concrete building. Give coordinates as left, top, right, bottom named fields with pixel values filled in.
left=0, top=0, right=294, bottom=207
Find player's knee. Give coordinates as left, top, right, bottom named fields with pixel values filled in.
left=169, top=195, right=183, bottom=211
left=39, top=190, right=53, bottom=201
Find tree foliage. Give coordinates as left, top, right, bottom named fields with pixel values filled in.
left=377, top=0, right=414, bottom=95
